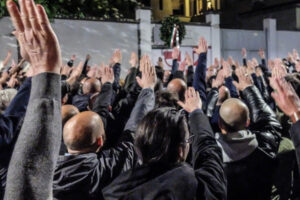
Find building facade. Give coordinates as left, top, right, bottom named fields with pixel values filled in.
left=151, top=0, right=221, bottom=22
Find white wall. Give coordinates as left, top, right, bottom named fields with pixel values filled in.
left=277, top=31, right=300, bottom=58
left=221, top=29, right=266, bottom=62
left=2, top=15, right=300, bottom=78
left=0, top=17, right=139, bottom=77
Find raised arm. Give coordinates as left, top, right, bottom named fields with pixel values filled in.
left=233, top=66, right=281, bottom=131
left=5, top=1, right=62, bottom=199
left=178, top=87, right=226, bottom=200
left=124, top=55, right=156, bottom=133
left=193, top=37, right=208, bottom=105
left=92, top=66, right=114, bottom=128
left=270, top=77, right=300, bottom=174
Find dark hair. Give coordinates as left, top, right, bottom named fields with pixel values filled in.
left=155, top=90, right=179, bottom=109
left=135, top=107, right=188, bottom=164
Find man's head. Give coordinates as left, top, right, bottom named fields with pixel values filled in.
left=63, top=111, right=105, bottom=154
left=82, top=78, right=101, bottom=95
left=167, top=78, right=187, bottom=102
left=135, top=107, right=190, bottom=164
left=219, top=98, right=250, bottom=134
left=61, top=105, right=79, bottom=127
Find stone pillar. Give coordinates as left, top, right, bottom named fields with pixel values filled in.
left=136, top=8, right=152, bottom=57
left=184, top=0, right=191, bottom=17
left=263, top=18, right=277, bottom=59
left=206, top=14, right=221, bottom=66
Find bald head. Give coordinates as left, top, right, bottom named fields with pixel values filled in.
left=63, top=111, right=105, bottom=154
left=219, top=98, right=250, bottom=133
left=167, top=78, right=187, bottom=102
left=62, top=105, right=79, bottom=127
left=82, top=78, right=101, bottom=95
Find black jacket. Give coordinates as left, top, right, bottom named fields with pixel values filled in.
left=103, top=109, right=227, bottom=200
left=53, top=88, right=155, bottom=200
left=223, top=86, right=282, bottom=200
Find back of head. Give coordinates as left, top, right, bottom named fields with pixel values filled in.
left=167, top=78, right=187, bottom=102
left=155, top=90, right=179, bottom=109
left=63, top=111, right=105, bottom=154
left=219, top=98, right=250, bottom=133
left=61, top=105, right=80, bottom=127
left=82, top=78, right=101, bottom=95
left=135, top=107, right=189, bottom=164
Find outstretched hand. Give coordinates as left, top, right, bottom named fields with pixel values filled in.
left=7, top=0, right=61, bottom=75
left=136, top=55, right=157, bottom=90
left=172, top=47, right=180, bottom=60
left=271, top=78, right=300, bottom=119
left=178, top=87, right=202, bottom=113
left=193, top=37, right=207, bottom=55
left=101, top=65, right=114, bottom=84
left=233, top=66, right=253, bottom=91
left=129, top=52, right=138, bottom=67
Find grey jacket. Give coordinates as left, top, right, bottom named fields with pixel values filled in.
left=4, top=73, right=62, bottom=200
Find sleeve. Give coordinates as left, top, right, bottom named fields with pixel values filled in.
left=113, top=63, right=121, bottom=91
left=241, top=85, right=282, bottom=132
left=123, top=67, right=138, bottom=92
left=97, top=88, right=155, bottom=187
left=67, top=59, right=74, bottom=67
left=243, top=58, right=247, bottom=67
left=189, top=109, right=227, bottom=200
left=186, top=65, right=194, bottom=87
left=224, top=77, right=239, bottom=98
left=124, top=88, right=155, bottom=133
left=193, top=53, right=207, bottom=105
left=92, top=82, right=113, bottom=129
left=4, top=73, right=62, bottom=200
left=166, top=59, right=179, bottom=84
left=204, top=88, right=219, bottom=117
left=290, top=120, right=300, bottom=175
left=0, top=78, right=31, bottom=150
left=82, top=58, right=90, bottom=76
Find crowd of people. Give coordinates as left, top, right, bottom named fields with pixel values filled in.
left=1, top=0, right=300, bottom=199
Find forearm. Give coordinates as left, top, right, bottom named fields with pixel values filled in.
left=5, top=73, right=62, bottom=200
left=113, top=63, right=121, bottom=90
left=93, top=83, right=113, bottom=128
left=205, top=88, right=219, bottom=117
left=225, top=77, right=238, bottom=98
left=193, top=53, right=207, bottom=104
left=171, top=59, right=178, bottom=75
left=186, top=65, right=194, bottom=87
left=124, top=88, right=155, bottom=132
left=189, top=109, right=226, bottom=198
left=82, top=58, right=89, bottom=75
left=241, top=85, right=281, bottom=129
left=290, top=120, right=300, bottom=175
left=243, top=58, right=247, bottom=66
left=124, top=67, right=138, bottom=91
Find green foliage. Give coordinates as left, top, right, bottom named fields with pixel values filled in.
left=0, top=0, right=142, bottom=19
left=160, top=16, right=186, bottom=48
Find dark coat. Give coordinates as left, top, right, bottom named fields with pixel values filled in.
left=222, top=86, right=282, bottom=200
left=53, top=88, right=155, bottom=200
left=103, top=110, right=227, bottom=200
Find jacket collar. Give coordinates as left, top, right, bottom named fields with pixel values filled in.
left=216, top=130, right=258, bottom=163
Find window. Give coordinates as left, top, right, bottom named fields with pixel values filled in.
left=159, top=0, right=163, bottom=10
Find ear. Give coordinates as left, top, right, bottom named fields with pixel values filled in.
left=178, top=146, right=184, bottom=162
left=218, top=118, right=227, bottom=135
left=245, top=118, right=250, bottom=128
left=97, top=136, right=103, bottom=148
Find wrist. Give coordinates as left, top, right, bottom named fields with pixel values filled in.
left=290, top=111, right=300, bottom=123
